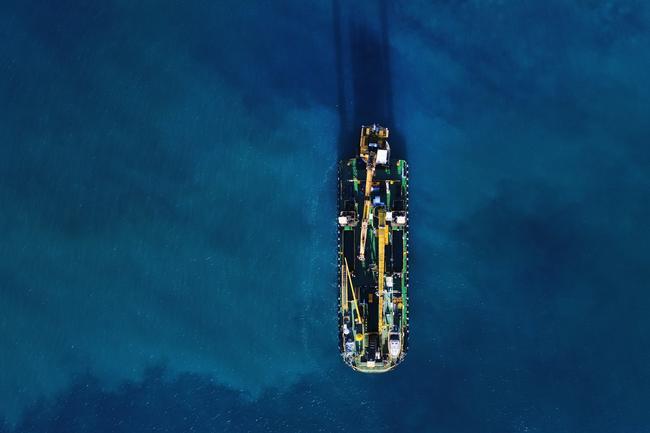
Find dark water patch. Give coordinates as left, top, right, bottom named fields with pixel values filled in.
left=443, top=177, right=650, bottom=426
left=8, top=367, right=384, bottom=433
left=8, top=359, right=650, bottom=433
left=394, top=1, right=650, bottom=127
left=6, top=0, right=118, bottom=63
left=454, top=182, right=593, bottom=297
left=189, top=2, right=337, bottom=114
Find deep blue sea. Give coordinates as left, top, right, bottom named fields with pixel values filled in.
left=1, top=1, right=649, bottom=432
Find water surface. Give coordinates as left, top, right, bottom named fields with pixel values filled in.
left=1, top=1, right=649, bottom=431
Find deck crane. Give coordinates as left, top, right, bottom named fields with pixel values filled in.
left=358, top=125, right=389, bottom=261
left=358, top=159, right=375, bottom=261
left=376, top=208, right=388, bottom=332
left=344, top=257, right=363, bottom=325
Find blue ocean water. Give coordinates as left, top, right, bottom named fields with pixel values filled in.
left=1, top=0, right=649, bottom=432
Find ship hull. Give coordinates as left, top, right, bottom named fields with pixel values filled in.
left=337, top=125, right=409, bottom=372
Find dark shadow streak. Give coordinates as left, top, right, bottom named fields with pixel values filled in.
left=333, top=0, right=407, bottom=160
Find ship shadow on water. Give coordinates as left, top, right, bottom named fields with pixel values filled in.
left=333, top=0, right=407, bottom=161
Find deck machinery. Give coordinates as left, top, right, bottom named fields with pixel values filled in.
left=337, top=125, right=409, bottom=372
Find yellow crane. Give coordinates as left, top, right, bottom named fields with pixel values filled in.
left=341, top=261, right=348, bottom=312
left=358, top=162, right=375, bottom=261
left=344, top=257, right=363, bottom=325
left=376, top=208, right=388, bottom=332
left=357, top=125, right=389, bottom=262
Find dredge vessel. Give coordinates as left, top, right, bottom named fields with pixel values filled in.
left=337, top=125, right=409, bottom=372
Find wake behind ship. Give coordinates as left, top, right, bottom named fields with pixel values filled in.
left=337, top=125, right=409, bottom=372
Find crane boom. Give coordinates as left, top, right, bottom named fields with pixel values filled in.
left=377, top=208, right=387, bottom=332
left=344, top=257, right=363, bottom=325
left=358, top=163, right=375, bottom=261
left=341, top=262, right=348, bottom=312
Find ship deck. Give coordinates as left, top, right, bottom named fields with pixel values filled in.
left=338, top=155, right=409, bottom=372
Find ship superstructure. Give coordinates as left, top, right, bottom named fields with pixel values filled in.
left=337, top=125, right=409, bottom=372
